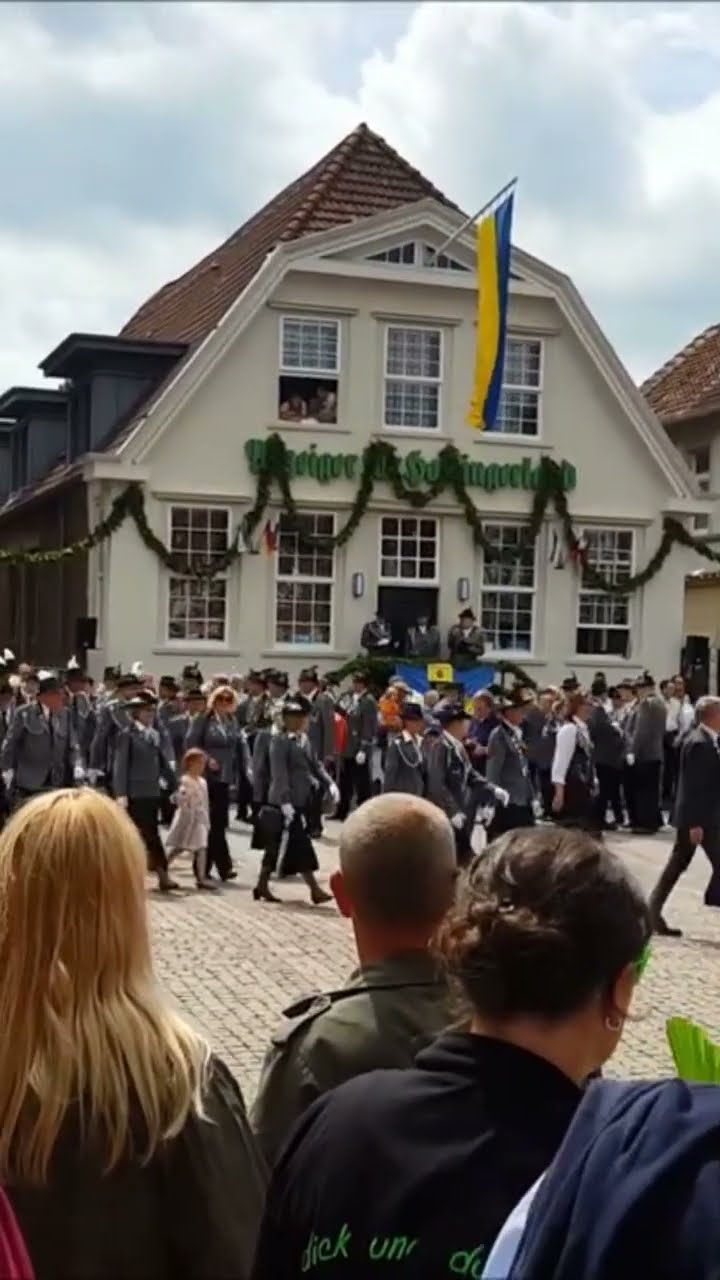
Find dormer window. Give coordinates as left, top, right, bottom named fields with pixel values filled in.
left=367, top=241, right=469, bottom=271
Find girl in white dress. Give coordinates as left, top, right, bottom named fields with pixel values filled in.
left=166, top=748, right=213, bottom=889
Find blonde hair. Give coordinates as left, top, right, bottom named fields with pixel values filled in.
left=207, top=684, right=238, bottom=714
left=0, top=790, right=209, bottom=1184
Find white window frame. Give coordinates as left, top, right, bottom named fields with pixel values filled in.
left=382, top=324, right=443, bottom=433
left=686, top=447, right=712, bottom=532
left=479, top=522, right=537, bottom=657
left=279, top=314, right=340, bottom=378
left=165, top=504, right=231, bottom=648
left=274, top=511, right=336, bottom=650
left=378, top=514, right=440, bottom=585
left=575, top=526, right=635, bottom=659
left=367, top=240, right=469, bottom=271
left=494, top=336, right=543, bottom=438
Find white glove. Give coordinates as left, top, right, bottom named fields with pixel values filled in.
left=494, top=787, right=510, bottom=807
left=281, top=803, right=294, bottom=824
left=2, top=770, right=13, bottom=789
left=355, top=751, right=367, bottom=765
left=451, top=812, right=466, bottom=830
left=626, top=753, right=635, bottom=767
left=73, top=766, right=85, bottom=784
left=479, top=804, right=495, bottom=824
left=116, top=796, right=128, bottom=809
left=329, top=781, right=340, bottom=807
left=170, top=792, right=179, bottom=806
left=532, top=796, right=544, bottom=819
left=87, top=768, right=99, bottom=786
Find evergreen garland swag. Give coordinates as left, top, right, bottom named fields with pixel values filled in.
left=0, top=431, right=716, bottom=596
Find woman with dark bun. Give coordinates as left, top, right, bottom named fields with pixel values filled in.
left=251, top=826, right=651, bottom=1280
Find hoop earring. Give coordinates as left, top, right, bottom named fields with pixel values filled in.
left=605, top=1014, right=623, bottom=1032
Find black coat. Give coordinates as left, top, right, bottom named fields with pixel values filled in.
left=674, top=726, right=720, bottom=830
left=9, top=1057, right=267, bottom=1280
left=251, top=1034, right=581, bottom=1279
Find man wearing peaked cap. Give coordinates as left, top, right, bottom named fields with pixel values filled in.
left=426, top=702, right=510, bottom=865
left=383, top=702, right=427, bottom=797
left=64, top=656, right=95, bottom=761
left=562, top=671, right=580, bottom=693
left=484, top=686, right=536, bottom=841
left=112, top=688, right=178, bottom=892
left=626, top=669, right=666, bottom=834
left=0, top=669, right=85, bottom=804
left=156, top=676, right=183, bottom=823
left=298, top=665, right=335, bottom=836
left=88, top=670, right=144, bottom=791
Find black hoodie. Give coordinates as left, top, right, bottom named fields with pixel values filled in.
left=251, top=1032, right=581, bottom=1279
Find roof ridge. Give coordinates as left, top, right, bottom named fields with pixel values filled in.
left=642, top=322, right=720, bottom=393
left=279, top=123, right=367, bottom=242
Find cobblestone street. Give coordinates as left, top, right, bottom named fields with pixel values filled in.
left=149, top=820, right=720, bottom=1104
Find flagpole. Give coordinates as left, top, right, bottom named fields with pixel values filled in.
left=430, top=176, right=518, bottom=263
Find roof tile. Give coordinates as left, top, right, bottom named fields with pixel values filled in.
left=643, top=324, right=720, bottom=422
left=121, top=122, right=461, bottom=345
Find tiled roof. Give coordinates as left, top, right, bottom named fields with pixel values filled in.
left=643, top=324, right=720, bottom=423
left=121, top=122, right=461, bottom=344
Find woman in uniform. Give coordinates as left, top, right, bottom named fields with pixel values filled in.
left=551, top=688, right=599, bottom=831
left=185, top=685, right=243, bottom=882
left=253, top=695, right=338, bottom=905
left=112, top=689, right=178, bottom=893
left=382, top=702, right=427, bottom=796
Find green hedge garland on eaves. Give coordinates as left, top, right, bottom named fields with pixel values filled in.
left=0, top=431, right=715, bottom=594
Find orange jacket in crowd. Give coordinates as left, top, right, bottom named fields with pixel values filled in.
left=334, top=711, right=348, bottom=757
left=378, top=690, right=403, bottom=732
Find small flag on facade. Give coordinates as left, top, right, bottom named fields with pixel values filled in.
left=467, top=187, right=516, bottom=431
left=263, top=520, right=279, bottom=553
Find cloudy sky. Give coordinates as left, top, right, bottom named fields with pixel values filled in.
left=2, top=0, right=720, bottom=391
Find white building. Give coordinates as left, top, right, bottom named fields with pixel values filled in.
left=0, top=124, right=705, bottom=684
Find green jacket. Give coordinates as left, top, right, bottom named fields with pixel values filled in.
left=251, top=951, right=453, bottom=1167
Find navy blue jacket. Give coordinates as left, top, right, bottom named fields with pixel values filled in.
left=512, top=1078, right=720, bottom=1280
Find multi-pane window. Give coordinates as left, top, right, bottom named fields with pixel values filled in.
left=379, top=516, right=438, bottom=581
left=275, top=513, right=334, bottom=646
left=384, top=326, right=442, bottom=430
left=495, top=338, right=542, bottom=436
left=167, top=507, right=229, bottom=643
left=367, top=241, right=468, bottom=271
left=576, top=528, right=634, bottom=657
left=480, top=524, right=536, bottom=653
left=278, top=316, right=339, bottom=424
left=686, top=446, right=711, bottom=532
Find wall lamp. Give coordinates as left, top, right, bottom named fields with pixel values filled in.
left=351, top=571, right=365, bottom=599
left=457, top=576, right=471, bottom=603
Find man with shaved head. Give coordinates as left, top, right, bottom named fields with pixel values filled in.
left=251, top=794, right=457, bottom=1165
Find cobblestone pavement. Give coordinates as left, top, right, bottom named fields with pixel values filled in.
left=149, top=820, right=720, bottom=1103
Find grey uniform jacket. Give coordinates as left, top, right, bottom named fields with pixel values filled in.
left=631, top=695, right=667, bottom=763
left=90, top=699, right=131, bottom=774
left=112, top=722, right=176, bottom=799
left=1, top=703, right=82, bottom=792
left=486, top=721, right=535, bottom=806
left=343, top=693, right=378, bottom=758
left=68, top=692, right=96, bottom=759
left=308, top=691, right=335, bottom=762
left=185, top=712, right=241, bottom=785
left=267, top=731, right=331, bottom=810
left=406, top=626, right=441, bottom=659
left=426, top=731, right=498, bottom=818
left=383, top=732, right=426, bottom=797
left=251, top=952, right=453, bottom=1168
left=252, top=728, right=272, bottom=804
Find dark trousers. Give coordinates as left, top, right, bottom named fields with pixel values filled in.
left=128, top=796, right=168, bottom=874
left=538, top=768, right=554, bottom=818
left=337, top=757, right=371, bottom=820
left=595, top=764, right=624, bottom=828
left=487, top=803, right=535, bottom=843
left=306, top=787, right=323, bottom=838
left=236, top=771, right=253, bottom=822
left=662, top=734, right=678, bottom=809
left=207, top=780, right=233, bottom=878
left=650, top=825, right=720, bottom=917
left=632, top=760, right=662, bottom=831
left=623, top=763, right=636, bottom=826
left=159, top=793, right=175, bottom=825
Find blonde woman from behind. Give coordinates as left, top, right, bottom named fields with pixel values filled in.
left=0, top=789, right=267, bottom=1280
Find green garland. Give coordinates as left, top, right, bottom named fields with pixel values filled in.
left=324, top=654, right=537, bottom=691
left=1, top=432, right=718, bottom=596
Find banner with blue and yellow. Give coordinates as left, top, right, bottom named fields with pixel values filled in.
left=467, top=190, right=515, bottom=431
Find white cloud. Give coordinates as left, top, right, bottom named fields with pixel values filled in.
left=3, top=0, right=720, bottom=387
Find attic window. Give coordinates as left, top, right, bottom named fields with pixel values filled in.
left=278, top=316, right=339, bottom=424
left=367, top=241, right=469, bottom=271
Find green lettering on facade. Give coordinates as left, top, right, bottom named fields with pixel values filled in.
left=245, top=440, right=576, bottom=492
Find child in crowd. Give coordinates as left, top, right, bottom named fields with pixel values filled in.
left=166, top=748, right=213, bottom=889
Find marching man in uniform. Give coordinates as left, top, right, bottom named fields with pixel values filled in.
left=298, top=665, right=336, bottom=836
left=383, top=702, right=427, bottom=796
left=1, top=670, right=84, bottom=805
left=426, top=703, right=508, bottom=865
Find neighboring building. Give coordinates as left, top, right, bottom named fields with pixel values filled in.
left=0, top=124, right=703, bottom=683
left=643, top=326, right=720, bottom=687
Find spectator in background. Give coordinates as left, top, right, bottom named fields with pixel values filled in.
left=252, top=827, right=650, bottom=1279
left=466, top=691, right=499, bottom=776
left=588, top=677, right=625, bottom=830
left=0, top=789, right=266, bottom=1280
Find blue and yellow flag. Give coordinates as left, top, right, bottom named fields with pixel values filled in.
left=467, top=191, right=515, bottom=431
